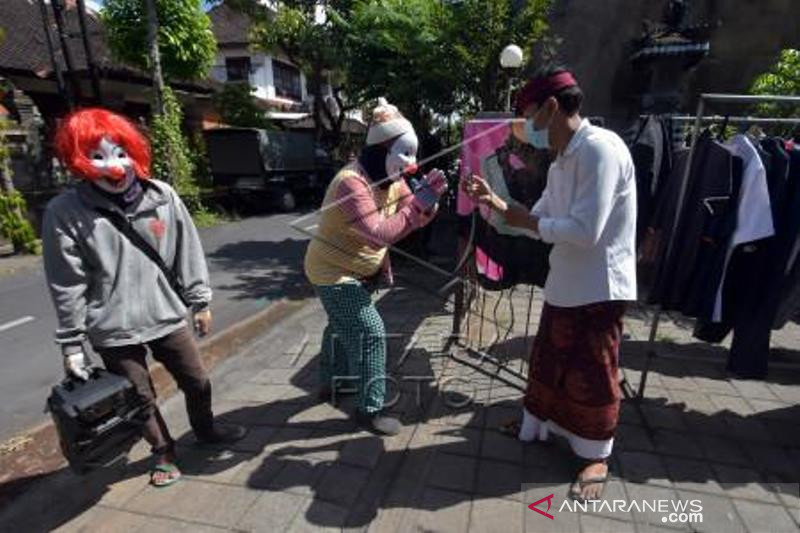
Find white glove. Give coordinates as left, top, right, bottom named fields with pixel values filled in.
left=64, top=352, right=91, bottom=381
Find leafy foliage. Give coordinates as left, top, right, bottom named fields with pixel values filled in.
left=0, top=191, right=39, bottom=254
left=212, top=83, right=274, bottom=129
left=750, top=48, right=800, bottom=128
left=445, top=0, right=552, bottom=113
left=0, top=119, right=39, bottom=254
left=228, top=0, right=356, bottom=151
left=233, top=0, right=551, bottom=120
left=102, top=0, right=217, bottom=80
left=337, top=0, right=457, bottom=120
left=227, top=0, right=552, bottom=156
left=337, top=0, right=551, bottom=123
left=149, top=87, right=202, bottom=211
left=189, top=130, right=213, bottom=188
left=752, top=49, right=800, bottom=97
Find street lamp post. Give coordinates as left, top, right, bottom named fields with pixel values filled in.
left=500, top=44, right=524, bottom=112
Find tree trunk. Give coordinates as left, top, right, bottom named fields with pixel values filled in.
left=308, top=66, right=325, bottom=144
left=146, top=0, right=165, bottom=116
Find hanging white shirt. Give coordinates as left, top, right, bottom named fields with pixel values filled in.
left=531, top=119, right=638, bottom=307
left=712, top=134, right=775, bottom=321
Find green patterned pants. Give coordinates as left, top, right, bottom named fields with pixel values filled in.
left=316, top=282, right=387, bottom=414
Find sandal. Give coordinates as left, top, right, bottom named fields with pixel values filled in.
left=498, top=418, right=521, bottom=438
left=569, top=460, right=608, bottom=503
left=150, top=463, right=181, bottom=488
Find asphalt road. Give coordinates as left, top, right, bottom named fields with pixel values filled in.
left=0, top=211, right=311, bottom=442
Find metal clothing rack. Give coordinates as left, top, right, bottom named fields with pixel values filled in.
left=642, top=114, right=800, bottom=125
left=635, top=93, right=800, bottom=401
left=446, top=223, right=535, bottom=392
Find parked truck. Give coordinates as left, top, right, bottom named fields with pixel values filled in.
left=204, top=127, right=335, bottom=211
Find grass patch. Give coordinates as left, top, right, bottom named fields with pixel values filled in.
left=192, top=208, right=239, bottom=228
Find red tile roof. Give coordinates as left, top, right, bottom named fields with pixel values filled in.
left=0, top=0, right=214, bottom=93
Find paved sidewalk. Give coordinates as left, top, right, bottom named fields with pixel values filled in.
left=0, top=251, right=41, bottom=278
left=1, top=265, right=799, bottom=532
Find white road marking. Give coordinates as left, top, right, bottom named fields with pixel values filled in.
left=0, top=316, right=35, bottom=333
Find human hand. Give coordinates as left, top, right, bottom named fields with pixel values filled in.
left=194, top=309, right=213, bottom=337
left=462, top=175, right=505, bottom=211
left=64, top=351, right=91, bottom=381
left=422, top=169, right=447, bottom=196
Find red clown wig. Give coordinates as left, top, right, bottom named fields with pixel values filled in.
left=54, top=108, right=151, bottom=181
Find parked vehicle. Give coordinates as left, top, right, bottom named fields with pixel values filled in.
left=204, top=127, right=335, bottom=211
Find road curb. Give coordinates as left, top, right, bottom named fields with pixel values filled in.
left=0, top=296, right=312, bottom=510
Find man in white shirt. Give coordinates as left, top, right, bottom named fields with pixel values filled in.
left=464, top=66, right=637, bottom=502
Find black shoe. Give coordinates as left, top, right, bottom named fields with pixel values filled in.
left=195, top=423, right=247, bottom=445
left=355, top=411, right=401, bottom=436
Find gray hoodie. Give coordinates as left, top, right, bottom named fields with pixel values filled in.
left=41, top=179, right=211, bottom=353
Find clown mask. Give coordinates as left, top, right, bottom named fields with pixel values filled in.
left=89, top=137, right=136, bottom=193
left=385, top=131, right=419, bottom=181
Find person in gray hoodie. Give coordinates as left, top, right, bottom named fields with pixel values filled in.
left=42, top=108, right=245, bottom=487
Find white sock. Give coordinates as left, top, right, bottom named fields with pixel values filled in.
left=518, top=407, right=539, bottom=442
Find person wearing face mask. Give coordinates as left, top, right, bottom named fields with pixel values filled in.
left=463, top=66, right=637, bottom=502
left=41, top=108, right=246, bottom=488
left=304, top=98, right=447, bottom=436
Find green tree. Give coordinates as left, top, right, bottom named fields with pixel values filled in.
left=102, top=0, right=217, bottom=82
left=338, top=0, right=551, bottom=128
left=149, top=87, right=202, bottom=209
left=446, top=0, right=552, bottom=114
left=0, top=118, right=39, bottom=255
left=0, top=30, right=38, bottom=255
left=228, top=0, right=357, bottom=151
left=750, top=48, right=800, bottom=131
left=228, top=0, right=552, bottom=152
left=104, top=0, right=216, bottom=211
left=212, top=83, right=274, bottom=129
left=336, top=0, right=458, bottom=126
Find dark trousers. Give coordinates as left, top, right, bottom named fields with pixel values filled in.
left=96, top=326, right=213, bottom=455
left=694, top=243, right=775, bottom=378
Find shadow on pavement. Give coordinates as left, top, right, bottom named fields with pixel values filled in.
left=2, top=267, right=799, bottom=531
left=208, top=238, right=313, bottom=302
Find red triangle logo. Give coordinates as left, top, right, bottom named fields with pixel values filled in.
left=528, top=494, right=555, bottom=520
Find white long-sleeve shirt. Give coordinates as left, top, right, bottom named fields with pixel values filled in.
left=531, top=119, right=637, bottom=307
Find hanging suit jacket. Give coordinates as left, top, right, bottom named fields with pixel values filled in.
left=655, top=130, right=744, bottom=319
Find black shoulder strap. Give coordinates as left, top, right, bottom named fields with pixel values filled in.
left=95, top=208, right=191, bottom=308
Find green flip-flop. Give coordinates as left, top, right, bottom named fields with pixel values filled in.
left=150, top=463, right=182, bottom=488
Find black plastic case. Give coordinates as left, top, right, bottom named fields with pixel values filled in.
left=47, top=369, right=147, bottom=474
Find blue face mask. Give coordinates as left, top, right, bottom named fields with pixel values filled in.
left=523, top=107, right=553, bottom=149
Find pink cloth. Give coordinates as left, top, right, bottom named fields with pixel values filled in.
left=457, top=120, right=512, bottom=216
left=457, top=119, right=512, bottom=282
